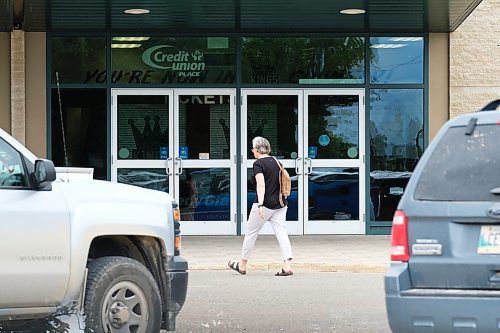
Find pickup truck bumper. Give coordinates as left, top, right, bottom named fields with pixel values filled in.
left=164, top=255, right=188, bottom=331
left=168, top=255, right=188, bottom=310
left=385, top=262, right=500, bottom=333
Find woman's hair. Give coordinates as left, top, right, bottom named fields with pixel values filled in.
left=252, top=136, right=271, bottom=154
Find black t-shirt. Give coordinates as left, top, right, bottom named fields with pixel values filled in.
left=253, top=156, right=287, bottom=209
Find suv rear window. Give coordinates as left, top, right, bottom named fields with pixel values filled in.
left=414, top=123, right=500, bottom=201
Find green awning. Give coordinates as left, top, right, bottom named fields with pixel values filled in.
left=4, top=0, right=484, bottom=33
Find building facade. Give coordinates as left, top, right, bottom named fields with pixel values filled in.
left=1, top=0, right=494, bottom=236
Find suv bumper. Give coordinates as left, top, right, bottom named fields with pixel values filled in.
left=164, top=255, right=188, bottom=331
left=385, top=262, right=500, bottom=333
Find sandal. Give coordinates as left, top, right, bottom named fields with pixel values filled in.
left=228, top=260, right=246, bottom=275
left=275, top=268, right=293, bottom=276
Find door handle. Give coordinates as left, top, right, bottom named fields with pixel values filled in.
left=304, top=157, right=312, bottom=175
left=166, top=157, right=173, bottom=175
left=295, top=157, right=302, bottom=174
left=175, top=157, right=183, bottom=175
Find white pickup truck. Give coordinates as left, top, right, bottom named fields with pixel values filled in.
left=0, top=128, right=188, bottom=332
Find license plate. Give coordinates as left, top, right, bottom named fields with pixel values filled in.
left=478, top=226, right=500, bottom=254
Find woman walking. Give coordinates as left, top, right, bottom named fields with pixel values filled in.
left=228, top=136, right=293, bottom=276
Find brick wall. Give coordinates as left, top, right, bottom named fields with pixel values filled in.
left=450, top=0, right=500, bottom=117
left=10, top=30, right=25, bottom=144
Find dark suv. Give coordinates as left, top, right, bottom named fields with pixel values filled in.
left=385, top=100, right=500, bottom=333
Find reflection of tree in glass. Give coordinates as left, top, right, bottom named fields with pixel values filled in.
left=242, top=37, right=369, bottom=83
left=370, top=121, right=388, bottom=170
left=369, top=90, right=424, bottom=172
left=52, top=37, right=105, bottom=83
left=308, top=96, right=358, bottom=159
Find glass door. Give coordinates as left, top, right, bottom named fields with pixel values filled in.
left=241, top=89, right=304, bottom=235
left=112, top=88, right=174, bottom=193
left=173, top=89, right=237, bottom=235
left=303, top=89, right=365, bottom=234
left=241, top=89, right=365, bottom=235
left=112, top=89, right=237, bottom=235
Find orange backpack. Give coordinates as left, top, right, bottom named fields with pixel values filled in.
left=273, top=157, right=291, bottom=207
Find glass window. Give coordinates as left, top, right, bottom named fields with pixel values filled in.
left=242, top=37, right=365, bottom=84
left=51, top=89, right=107, bottom=180
left=369, top=89, right=423, bottom=221
left=51, top=37, right=106, bottom=84
left=178, top=95, right=231, bottom=160
left=186, top=168, right=231, bottom=221
left=117, top=95, right=170, bottom=160
left=111, top=37, right=236, bottom=84
left=117, top=168, right=169, bottom=192
left=308, top=95, right=359, bottom=159
left=0, top=139, right=28, bottom=188
left=369, top=37, right=424, bottom=84
left=415, top=124, right=500, bottom=202
left=308, top=167, right=359, bottom=221
left=246, top=95, right=298, bottom=159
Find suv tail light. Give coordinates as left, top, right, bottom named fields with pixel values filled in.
left=173, top=203, right=181, bottom=256
left=391, top=210, right=409, bottom=261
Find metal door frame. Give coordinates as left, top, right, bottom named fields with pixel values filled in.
left=241, top=89, right=304, bottom=235
left=303, top=88, right=365, bottom=234
left=111, top=88, right=237, bottom=235
left=241, top=88, right=365, bottom=235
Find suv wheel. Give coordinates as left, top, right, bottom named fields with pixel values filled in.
left=84, top=256, right=162, bottom=333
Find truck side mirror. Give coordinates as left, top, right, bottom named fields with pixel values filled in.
left=33, top=159, right=56, bottom=190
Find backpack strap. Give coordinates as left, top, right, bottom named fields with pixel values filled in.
left=272, top=156, right=285, bottom=207
left=272, top=156, right=283, bottom=170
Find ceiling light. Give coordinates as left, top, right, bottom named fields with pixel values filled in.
left=111, top=43, right=142, bottom=49
left=124, top=8, right=150, bottom=15
left=112, top=37, right=150, bottom=42
left=370, top=44, right=407, bottom=49
left=340, top=8, right=366, bottom=15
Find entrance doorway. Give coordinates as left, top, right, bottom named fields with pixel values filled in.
left=111, top=89, right=237, bottom=235
left=241, top=89, right=365, bottom=235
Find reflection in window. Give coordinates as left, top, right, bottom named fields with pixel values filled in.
left=0, top=139, right=28, bottom=188
left=369, top=89, right=423, bottom=221
left=247, top=168, right=298, bottom=220
left=51, top=37, right=106, bottom=84
left=242, top=37, right=365, bottom=84
left=246, top=95, right=298, bottom=159
left=117, top=168, right=168, bottom=192
left=117, top=95, right=169, bottom=160
left=186, top=168, right=230, bottom=221
left=111, top=37, right=236, bottom=85
left=51, top=89, right=107, bottom=180
left=308, top=95, right=359, bottom=159
left=308, top=168, right=359, bottom=221
left=369, top=37, right=423, bottom=84
left=178, top=95, right=231, bottom=160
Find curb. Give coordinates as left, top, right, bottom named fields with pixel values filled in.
left=188, top=262, right=389, bottom=273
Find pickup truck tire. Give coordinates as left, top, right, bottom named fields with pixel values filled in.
left=84, top=256, right=162, bottom=333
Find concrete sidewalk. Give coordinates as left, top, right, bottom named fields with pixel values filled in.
left=180, top=235, right=391, bottom=273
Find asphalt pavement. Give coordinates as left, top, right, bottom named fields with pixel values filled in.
left=180, top=235, right=391, bottom=273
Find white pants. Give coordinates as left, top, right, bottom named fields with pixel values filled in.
left=241, top=203, right=293, bottom=261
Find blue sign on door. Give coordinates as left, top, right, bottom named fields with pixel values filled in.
left=179, top=146, right=188, bottom=159
left=159, top=146, right=168, bottom=160
left=309, top=146, right=317, bottom=159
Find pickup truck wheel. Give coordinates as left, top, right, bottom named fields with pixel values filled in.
left=84, top=256, right=161, bottom=333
